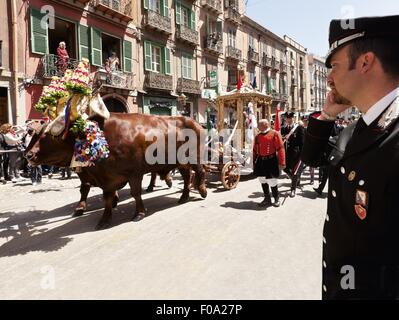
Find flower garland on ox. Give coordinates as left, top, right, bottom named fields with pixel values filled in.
left=73, top=120, right=110, bottom=166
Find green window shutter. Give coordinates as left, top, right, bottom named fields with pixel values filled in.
left=190, top=9, right=196, bottom=30
left=123, top=40, right=132, bottom=73
left=161, top=47, right=171, bottom=75
left=175, top=0, right=181, bottom=25
left=144, top=41, right=152, bottom=71
left=79, top=25, right=90, bottom=60
left=143, top=0, right=149, bottom=9
left=30, top=8, right=48, bottom=55
left=90, top=27, right=102, bottom=67
left=161, top=0, right=169, bottom=17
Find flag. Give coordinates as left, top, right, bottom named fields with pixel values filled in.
left=251, top=75, right=257, bottom=89
left=274, top=104, right=281, bottom=131
left=237, top=70, right=243, bottom=91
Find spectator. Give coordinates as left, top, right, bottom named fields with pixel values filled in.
left=57, top=41, right=69, bottom=73
left=0, top=123, right=24, bottom=183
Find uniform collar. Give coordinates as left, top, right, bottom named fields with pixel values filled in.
left=363, top=86, right=399, bottom=125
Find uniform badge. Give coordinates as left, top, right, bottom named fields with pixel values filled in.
left=355, top=189, right=369, bottom=220
left=348, top=171, right=356, bottom=181
left=355, top=189, right=368, bottom=207
left=355, top=204, right=367, bottom=220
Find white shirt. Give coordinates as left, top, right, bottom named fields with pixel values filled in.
left=363, top=86, right=399, bottom=125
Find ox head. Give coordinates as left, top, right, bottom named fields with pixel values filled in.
left=24, top=123, right=76, bottom=167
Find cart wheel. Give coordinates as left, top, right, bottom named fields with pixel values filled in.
left=221, top=161, right=240, bottom=190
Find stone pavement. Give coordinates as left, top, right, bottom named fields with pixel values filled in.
left=0, top=169, right=327, bottom=299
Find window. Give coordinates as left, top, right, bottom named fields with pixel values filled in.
left=182, top=53, right=193, bottom=79
left=228, top=66, right=237, bottom=87
left=249, top=70, right=255, bottom=84
left=149, top=0, right=161, bottom=13
left=0, top=41, right=2, bottom=67
left=272, top=46, right=276, bottom=58
left=181, top=6, right=189, bottom=27
left=144, top=41, right=171, bottom=75
left=249, top=35, right=255, bottom=50
left=152, top=46, right=161, bottom=72
left=228, top=29, right=236, bottom=47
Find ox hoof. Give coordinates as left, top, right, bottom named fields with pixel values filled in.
left=166, top=180, right=173, bottom=188
left=72, top=209, right=85, bottom=217
left=95, top=219, right=112, bottom=230
left=112, top=197, right=119, bottom=209
left=132, top=213, right=146, bottom=222
left=199, top=189, right=207, bottom=199
left=146, top=186, right=154, bottom=193
left=178, top=195, right=190, bottom=204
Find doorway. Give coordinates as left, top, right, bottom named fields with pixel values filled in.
left=48, top=17, right=77, bottom=59
left=0, top=87, right=8, bottom=124
left=104, top=98, right=126, bottom=113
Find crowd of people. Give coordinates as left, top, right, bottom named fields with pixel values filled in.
left=250, top=110, right=356, bottom=207
left=0, top=120, right=73, bottom=186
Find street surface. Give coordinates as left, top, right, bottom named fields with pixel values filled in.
left=0, top=169, right=327, bottom=299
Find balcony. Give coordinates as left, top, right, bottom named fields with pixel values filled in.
left=247, top=48, right=259, bottom=64
left=271, top=58, right=280, bottom=71
left=226, top=45, right=242, bottom=61
left=144, top=71, right=173, bottom=91
left=204, top=34, right=223, bottom=55
left=299, top=63, right=305, bottom=70
left=143, top=9, right=172, bottom=35
left=281, top=94, right=289, bottom=101
left=300, top=81, right=306, bottom=89
left=176, top=24, right=198, bottom=46
left=94, top=69, right=134, bottom=90
left=224, top=7, right=241, bottom=25
left=40, top=54, right=81, bottom=78
left=92, top=0, right=133, bottom=23
left=261, top=55, right=272, bottom=69
left=177, top=78, right=201, bottom=95
left=279, top=61, right=288, bottom=74
left=201, top=0, right=222, bottom=14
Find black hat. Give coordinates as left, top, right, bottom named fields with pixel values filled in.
left=285, top=112, right=295, bottom=118
left=326, top=15, right=399, bottom=68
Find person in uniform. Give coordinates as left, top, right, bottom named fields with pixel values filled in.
left=253, top=119, right=286, bottom=207
left=301, top=15, right=399, bottom=299
left=280, top=112, right=305, bottom=197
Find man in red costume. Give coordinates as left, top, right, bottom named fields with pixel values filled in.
left=253, top=119, right=286, bottom=207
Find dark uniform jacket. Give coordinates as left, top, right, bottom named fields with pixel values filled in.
left=301, top=97, right=399, bottom=299
left=281, top=124, right=305, bottom=173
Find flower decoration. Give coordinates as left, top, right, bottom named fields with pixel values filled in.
left=65, top=58, right=92, bottom=96
left=73, top=120, right=110, bottom=165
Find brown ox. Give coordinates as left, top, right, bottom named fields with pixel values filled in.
left=25, top=113, right=207, bottom=229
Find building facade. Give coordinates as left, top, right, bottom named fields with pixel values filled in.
left=0, top=0, right=317, bottom=125
left=1, top=0, right=139, bottom=125
left=308, top=54, right=328, bottom=112
left=284, top=35, right=311, bottom=115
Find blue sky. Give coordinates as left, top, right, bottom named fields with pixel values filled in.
left=245, top=0, right=399, bottom=57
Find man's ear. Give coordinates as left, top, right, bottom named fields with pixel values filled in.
left=360, top=52, right=375, bottom=73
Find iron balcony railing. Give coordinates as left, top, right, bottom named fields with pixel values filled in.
left=248, top=48, right=259, bottom=64
left=177, top=78, right=201, bottom=95
left=204, top=33, right=223, bottom=54
left=226, top=45, right=242, bottom=61
left=92, top=0, right=133, bottom=22
left=95, top=69, right=134, bottom=89
left=144, top=71, right=173, bottom=91
left=40, top=54, right=81, bottom=78
left=143, top=9, right=172, bottom=34
left=176, top=24, right=198, bottom=46
left=201, top=0, right=222, bottom=14
left=224, top=7, right=241, bottom=24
